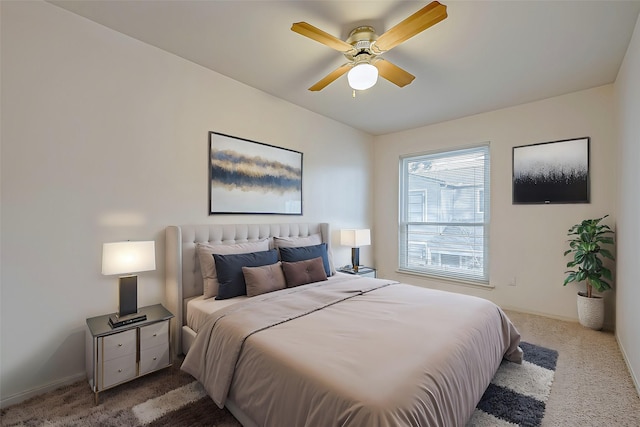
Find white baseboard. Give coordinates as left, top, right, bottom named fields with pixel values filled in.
left=500, top=305, right=617, bottom=332
left=500, top=305, right=578, bottom=323
left=0, top=372, right=86, bottom=409
left=616, top=334, right=640, bottom=398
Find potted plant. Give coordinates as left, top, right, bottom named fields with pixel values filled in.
left=563, top=215, right=615, bottom=330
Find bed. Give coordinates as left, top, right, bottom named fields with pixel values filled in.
left=166, top=223, right=522, bottom=426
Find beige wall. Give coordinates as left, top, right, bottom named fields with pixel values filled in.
left=614, top=13, right=640, bottom=394
left=373, top=85, right=617, bottom=323
left=0, top=1, right=373, bottom=405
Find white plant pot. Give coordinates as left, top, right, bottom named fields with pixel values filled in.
left=577, top=293, right=604, bottom=330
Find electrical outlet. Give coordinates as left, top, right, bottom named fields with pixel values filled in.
left=507, top=277, right=517, bottom=286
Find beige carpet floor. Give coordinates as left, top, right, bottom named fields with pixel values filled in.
left=2, top=310, right=639, bottom=426
left=504, top=310, right=640, bottom=426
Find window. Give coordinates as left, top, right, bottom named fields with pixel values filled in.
left=408, top=190, right=427, bottom=222
left=399, top=144, right=490, bottom=285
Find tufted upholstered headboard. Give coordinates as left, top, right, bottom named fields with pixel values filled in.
left=165, top=223, right=333, bottom=355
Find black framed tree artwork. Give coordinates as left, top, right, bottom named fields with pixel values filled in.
left=209, top=132, right=303, bottom=215
left=512, top=137, right=590, bottom=204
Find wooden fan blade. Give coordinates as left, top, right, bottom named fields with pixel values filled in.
left=308, top=64, right=352, bottom=91
left=373, top=1, right=447, bottom=53
left=375, top=59, right=415, bottom=87
left=291, top=22, right=354, bottom=53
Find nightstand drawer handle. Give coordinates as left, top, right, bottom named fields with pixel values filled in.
left=153, top=333, right=157, bottom=337
left=118, top=343, right=123, bottom=347
left=118, top=369, right=122, bottom=373
left=153, top=357, right=157, bottom=360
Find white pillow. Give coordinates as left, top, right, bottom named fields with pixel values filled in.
left=274, top=234, right=322, bottom=248
left=196, top=239, right=270, bottom=299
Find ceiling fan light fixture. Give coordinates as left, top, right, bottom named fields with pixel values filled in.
left=347, top=63, right=378, bottom=91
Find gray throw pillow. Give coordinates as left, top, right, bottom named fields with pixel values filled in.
left=281, top=257, right=328, bottom=288
left=242, top=262, right=286, bottom=297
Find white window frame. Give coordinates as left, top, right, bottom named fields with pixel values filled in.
left=476, top=189, right=485, bottom=214
left=398, top=144, right=490, bottom=286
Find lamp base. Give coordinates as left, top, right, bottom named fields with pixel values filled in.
left=351, top=247, right=360, bottom=272
left=109, top=312, right=147, bottom=328
left=118, top=275, right=138, bottom=317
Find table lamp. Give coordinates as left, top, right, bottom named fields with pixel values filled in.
left=340, top=229, right=371, bottom=272
left=102, top=240, right=156, bottom=327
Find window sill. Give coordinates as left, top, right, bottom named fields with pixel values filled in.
left=396, top=268, right=495, bottom=290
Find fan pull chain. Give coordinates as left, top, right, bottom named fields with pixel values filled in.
left=352, top=90, right=356, bottom=98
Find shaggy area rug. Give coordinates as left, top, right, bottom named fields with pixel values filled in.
left=1, top=341, right=556, bottom=427
left=468, top=341, right=558, bottom=426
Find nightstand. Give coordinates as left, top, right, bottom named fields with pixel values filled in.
left=337, top=266, right=377, bottom=278
left=85, top=304, right=173, bottom=404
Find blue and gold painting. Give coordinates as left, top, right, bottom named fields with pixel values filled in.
left=209, top=132, right=303, bottom=214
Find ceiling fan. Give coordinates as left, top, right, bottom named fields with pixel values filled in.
left=291, top=1, right=447, bottom=92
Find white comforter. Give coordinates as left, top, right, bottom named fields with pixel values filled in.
left=182, top=276, right=522, bottom=426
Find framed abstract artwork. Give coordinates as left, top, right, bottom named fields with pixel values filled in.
left=208, top=132, right=303, bottom=215
left=512, top=137, right=590, bottom=204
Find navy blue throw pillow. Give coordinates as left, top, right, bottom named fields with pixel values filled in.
left=214, top=249, right=279, bottom=300
left=278, top=243, right=331, bottom=277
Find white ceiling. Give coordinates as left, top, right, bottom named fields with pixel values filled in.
left=49, top=1, right=640, bottom=136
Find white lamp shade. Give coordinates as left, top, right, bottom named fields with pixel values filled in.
left=347, top=63, right=378, bottom=90
left=102, top=241, right=156, bottom=275
left=340, top=229, right=371, bottom=247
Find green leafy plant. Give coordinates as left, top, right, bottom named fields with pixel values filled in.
left=563, top=215, right=615, bottom=298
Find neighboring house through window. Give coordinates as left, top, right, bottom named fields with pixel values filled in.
left=408, top=190, right=427, bottom=222
left=399, top=144, right=490, bottom=285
